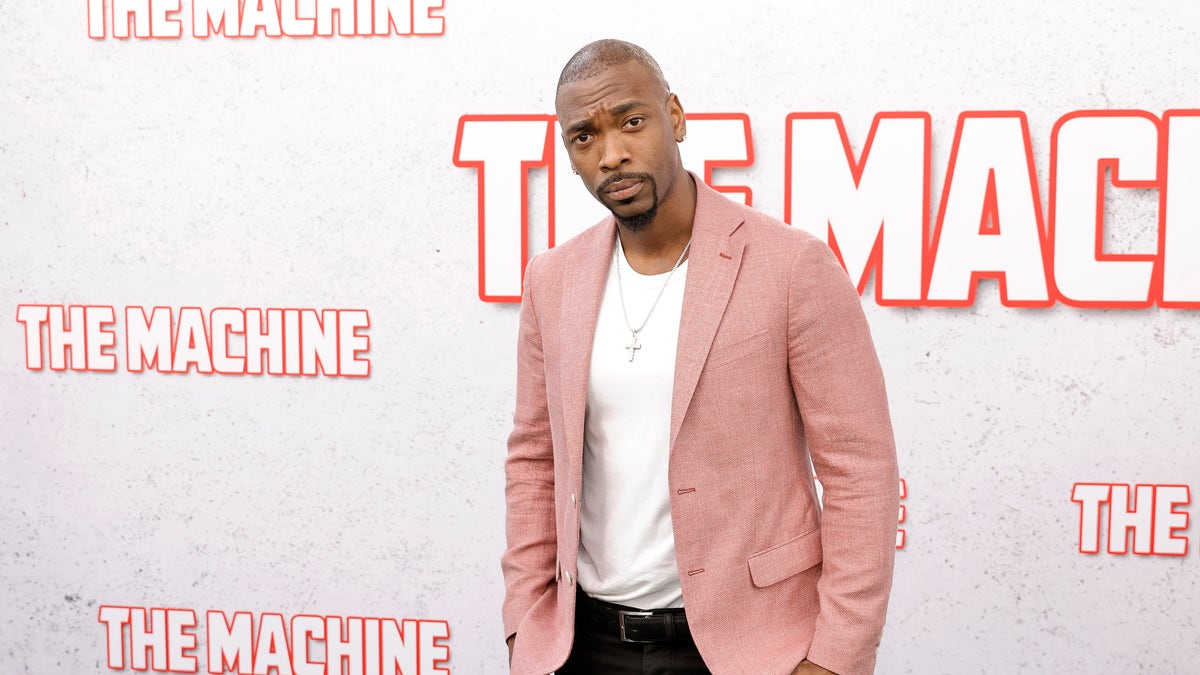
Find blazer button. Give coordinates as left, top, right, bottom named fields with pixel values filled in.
left=570, top=492, right=576, bottom=506
left=564, top=569, right=573, bottom=586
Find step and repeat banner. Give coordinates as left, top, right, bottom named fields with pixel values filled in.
left=3, top=1, right=1199, bottom=673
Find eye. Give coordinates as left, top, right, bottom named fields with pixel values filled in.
left=573, top=132, right=593, bottom=145
left=624, top=117, right=646, bottom=129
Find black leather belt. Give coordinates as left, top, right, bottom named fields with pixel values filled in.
left=575, top=588, right=692, bottom=643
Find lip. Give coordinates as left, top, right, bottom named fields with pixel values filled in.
left=604, top=179, right=644, bottom=201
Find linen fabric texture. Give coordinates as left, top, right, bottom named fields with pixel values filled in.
left=502, top=176, right=899, bottom=675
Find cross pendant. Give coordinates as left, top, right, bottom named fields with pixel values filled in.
left=625, top=332, right=641, bottom=362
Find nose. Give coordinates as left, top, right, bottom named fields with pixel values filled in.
left=598, top=132, right=630, bottom=172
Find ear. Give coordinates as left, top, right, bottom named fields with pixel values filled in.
left=668, top=93, right=686, bottom=141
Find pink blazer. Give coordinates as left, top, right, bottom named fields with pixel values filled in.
left=503, top=177, right=899, bottom=675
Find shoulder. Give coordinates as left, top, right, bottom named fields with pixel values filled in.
left=717, top=199, right=854, bottom=301
left=531, top=216, right=612, bottom=271
left=715, top=196, right=837, bottom=272
left=692, top=179, right=827, bottom=257
left=522, top=215, right=613, bottom=299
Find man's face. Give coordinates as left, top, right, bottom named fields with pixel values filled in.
left=555, top=60, right=686, bottom=230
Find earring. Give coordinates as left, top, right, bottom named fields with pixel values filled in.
left=677, top=135, right=686, bottom=142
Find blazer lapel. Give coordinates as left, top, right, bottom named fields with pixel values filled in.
left=559, top=218, right=617, bottom=468
left=670, top=182, right=746, bottom=451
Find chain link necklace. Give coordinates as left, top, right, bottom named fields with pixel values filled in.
left=614, top=234, right=691, bottom=362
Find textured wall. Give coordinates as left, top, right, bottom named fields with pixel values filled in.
left=3, top=1, right=1199, bottom=672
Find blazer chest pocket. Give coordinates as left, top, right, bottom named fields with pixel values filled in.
left=706, top=329, right=770, bottom=370
left=747, top=527, right=822, bottom=588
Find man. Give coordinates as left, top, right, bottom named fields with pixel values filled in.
left=502, top=39, right=898, bottom=675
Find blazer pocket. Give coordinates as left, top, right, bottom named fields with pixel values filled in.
left=747, top=527, right=822, bottom=588
left=706, top=329, right=770, bottom=370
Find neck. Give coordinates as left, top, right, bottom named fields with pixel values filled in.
left=616, top=172, right=697, bottom=274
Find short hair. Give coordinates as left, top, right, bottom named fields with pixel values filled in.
left=556, top=39, right=670, bottom=94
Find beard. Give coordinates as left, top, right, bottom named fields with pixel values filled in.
left=597, top=173, right=659, bottom=232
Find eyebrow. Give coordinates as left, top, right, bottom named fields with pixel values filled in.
left=611, top=101, right=647, bottom=116
left=564, top=100, right=650, bottom=135
left=565, top=119, right=593, bottom=135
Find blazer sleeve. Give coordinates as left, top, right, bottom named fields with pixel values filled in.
left=786, top=234, right=899, bottom=675
left=500, top=254, right=558, bottom=640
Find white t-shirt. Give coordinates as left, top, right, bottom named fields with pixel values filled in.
left=576, top=241, right=687, bottom=609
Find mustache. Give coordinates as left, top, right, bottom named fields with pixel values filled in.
left=596, top=172, right=655, bottom=194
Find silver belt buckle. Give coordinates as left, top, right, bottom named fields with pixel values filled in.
left=618, top=610, right=655, bottom=642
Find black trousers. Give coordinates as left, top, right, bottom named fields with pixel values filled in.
left=557, top=590, right=711, bottom=675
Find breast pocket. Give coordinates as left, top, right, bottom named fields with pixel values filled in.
left=706, top=329, right=770, bottom=370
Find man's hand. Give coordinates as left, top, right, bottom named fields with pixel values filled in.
left=791, top=659, right=837, bottom=675
left=507, top=634, right=515, bottom=666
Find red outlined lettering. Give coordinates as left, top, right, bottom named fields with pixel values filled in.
left=126, top=306, right=174, bottom=373
left=1050, top=111, right=1160, bottom=308
left=48, top=305, right=89, bottom=371
left=354, top=0, right=373, bottom=34
left=211, top=307, right=246, bottom=374
left=17, top=304, right=120, bottom=372
left=289, top=615, right=324, bottom=675
left=418, top=619, right=450, bottom=675
left=300, top=308, right=338, bottom=376
left=99, top=605, right=131, bottom=669
left=1072, top=483, right=1111, bottom=554
left=281, top=0, right=317, bottom=36
left=380, top=618, right=420, bottom=674
left=192, top=0, right=241, bottom=37
left=108, top=0, right=183, bottom=38
left=251, top=612, right=293, bottom=675
left=240, top=0, right=283, bottom=38
left=88, top=0, right=106, bottom=38
left=925, top=112, right=1052, bottom=307
left=173, top=306, right=214, bottom=374
left=86, top=305, right=120, bottom=372
left=337, top=309, right=371, bottom=377
left=206, top=610, right=254, bottom=675
left=1107, top=483, right=1155, bottom=555
left=372, top=0, right=412, bottom=35
left=130, top=607, right=170, bottom=671
left=459, top=108, right=1200, bottom=307
left=325, top=616, right=365, bottom=675
left=166, top=608, right=199, bottom=673
left=16, top=304, right=49, bottom=370
left=282, top=309, right=301, bottom=376
left=314, top=0, right=356, bottom=37
left=1153, top=485, right=1191, bottom=556
left=151, top=0, right=183, bottom=38
left=93, top=0, right=445, bottom=39
left=244, top=308, right=285, bottom=376
left=453, top=115, right=555, bottom=302
left=786, top=112, right=930, bottom=305
left=1072, top=482, right=1193, bottom=556
left=363, top=618, right=381, bottom=675
left=680, top=113, right=755, bottom=205
left=103, top=607, right=450, bottom=674
left=1158, top=110, right=1200, bottom=307
left=13, top=305, right=371, bottom=377
left=112, top=0, right=152, bottom=38
left=412, top=0, right=444, bottom=35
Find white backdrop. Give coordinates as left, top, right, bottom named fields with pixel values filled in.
left=3, top=1, right=1200, bottom=672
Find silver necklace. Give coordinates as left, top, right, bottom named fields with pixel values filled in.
left=614, top=234, right=691, bottom=362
